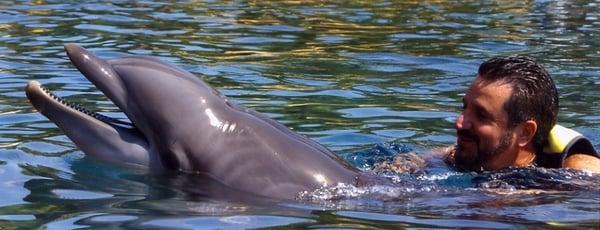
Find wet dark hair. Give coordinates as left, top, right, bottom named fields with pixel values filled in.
left=477, top=56, right=559, bottom=152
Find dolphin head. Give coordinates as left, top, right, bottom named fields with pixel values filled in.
left=26, top=44, right=232, bottom=170
left=68, top=46, right=222, bottom=126
left=63, top=44, right=244, bottom=170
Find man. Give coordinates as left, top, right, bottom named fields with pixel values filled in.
left=447, top=56, right=600, bottom=173
left=379, top=56, right=600, bottom=174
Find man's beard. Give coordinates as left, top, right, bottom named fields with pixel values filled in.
left=455, top=129, right=513, bottom=171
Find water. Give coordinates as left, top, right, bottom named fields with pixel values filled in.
left=1, top=1, right=599, bottom=228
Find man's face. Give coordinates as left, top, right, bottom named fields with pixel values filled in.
left=454, top=77, right=519, bottom=171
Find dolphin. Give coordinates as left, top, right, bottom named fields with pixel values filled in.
left=25, top=44, right=360, bottom=200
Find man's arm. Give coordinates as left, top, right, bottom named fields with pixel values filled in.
left=564, top=153, right=600, bottom=173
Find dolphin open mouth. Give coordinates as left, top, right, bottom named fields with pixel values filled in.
left=26, top=79, right=154, bottom=169
left=25, top=44, right=156, bottom=169
left=26, top=78, right=155, bottom=169
left=26, top=43, right=138, bottom=132
left=26, top=80, right=134, bottom=129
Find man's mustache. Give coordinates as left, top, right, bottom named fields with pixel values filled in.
left=457, top=129, right=479, bottom=143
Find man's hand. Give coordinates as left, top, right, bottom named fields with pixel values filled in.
left=373, top=152, right=426, bottom=174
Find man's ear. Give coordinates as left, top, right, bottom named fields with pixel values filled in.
left=517, top=120, right=537, bottom=147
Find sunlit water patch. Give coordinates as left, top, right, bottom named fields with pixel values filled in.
left=335, top=211, right=513, bottom=229
left=0, top=214, right=36, bottom=221
left=51, top=189, right=113, bottom=200
left=141, top=215, right=315, bottom=230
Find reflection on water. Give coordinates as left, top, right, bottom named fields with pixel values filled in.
left=0, top=1, right=599, bottom=229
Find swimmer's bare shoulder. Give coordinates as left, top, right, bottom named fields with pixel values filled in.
left=564, top=153, right=600, bottom=173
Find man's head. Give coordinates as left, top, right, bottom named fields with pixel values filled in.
left=454, top=56, right=559, bottom=171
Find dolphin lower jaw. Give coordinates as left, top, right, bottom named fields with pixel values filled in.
left=25, top=80, right=157, bottom=169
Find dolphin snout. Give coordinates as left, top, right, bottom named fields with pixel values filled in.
left=25, top=80, right=54, bottom=113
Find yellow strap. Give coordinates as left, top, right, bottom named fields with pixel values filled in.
left=543, top=124, right=582, bottom=154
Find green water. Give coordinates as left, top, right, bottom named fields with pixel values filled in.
left=0, top=1, right=599, bottom=229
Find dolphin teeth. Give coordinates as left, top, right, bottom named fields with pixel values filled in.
left=39, top=85, right=134, bottom=128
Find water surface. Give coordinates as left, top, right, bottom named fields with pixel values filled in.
left=1, top=1, right=599, bottom=229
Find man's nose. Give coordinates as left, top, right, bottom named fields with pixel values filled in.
left=456, top=112, right=470, bottom=130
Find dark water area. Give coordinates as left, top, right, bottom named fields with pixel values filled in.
left=0, top=1, right=599, bottom=229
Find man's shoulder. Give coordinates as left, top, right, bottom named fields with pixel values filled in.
left=541, top=124, right=600, bottom=172
left=563, top=153, right=600, bottom=173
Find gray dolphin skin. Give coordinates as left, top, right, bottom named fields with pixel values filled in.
left=26, top=44, right=360, bottom=199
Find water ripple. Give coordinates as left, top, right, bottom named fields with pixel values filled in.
left=0, top=1, right=599, bottom=229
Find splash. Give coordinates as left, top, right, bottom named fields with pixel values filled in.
left=300, top=147, right=600, bottom=203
